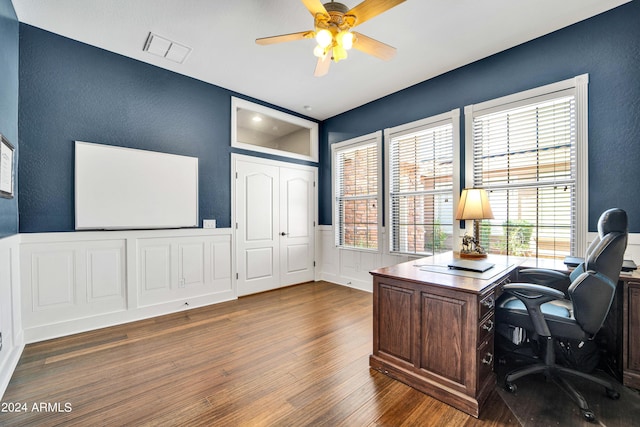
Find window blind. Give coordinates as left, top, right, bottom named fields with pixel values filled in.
left=334, top=136, right=379, bottom=250
left=389, top=122, right=454, bottom=255
left=472, top=95, right=577, bottom=259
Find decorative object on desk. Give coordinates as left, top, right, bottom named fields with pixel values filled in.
left=0, top=134, right=15, bottom=199
left=456, top=188, right=494, bottom=258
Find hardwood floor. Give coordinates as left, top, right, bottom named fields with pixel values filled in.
left=1, top=281, right=518, bottom=426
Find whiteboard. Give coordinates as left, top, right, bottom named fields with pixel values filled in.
left=75, top=141, right=198, bottom=230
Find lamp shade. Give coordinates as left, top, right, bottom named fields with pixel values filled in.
left=455, top=188, right=494, bottom=220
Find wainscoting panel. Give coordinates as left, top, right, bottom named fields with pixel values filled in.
left=211, top=236, right=233, bottom=292
left=85, top=246, right=125, bottom=302
left=318, top=226, right=408, bottom=292
left=179, top=241, right=206, bottom=287
left=0, top=234, right=24, bottom=401
left=31, top=249, right=75, bottom=310
left=20, top=229, right=235, bottom=343
left=139, top=243, right=172, bottom=293
left=135, top=234, right=233, bottom=308
left=22, top=239, right=128, bottom=328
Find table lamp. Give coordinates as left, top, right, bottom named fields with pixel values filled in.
left=456, top=188, right=494, bottom=258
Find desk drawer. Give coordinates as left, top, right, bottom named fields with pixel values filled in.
left=477, top=336, right=495, bottom=387
left=478, top=313, right=495, bottom=344
left=479, top=293, right=495, bottom=320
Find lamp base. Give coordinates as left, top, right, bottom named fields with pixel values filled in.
left=459, top=251, right=488, bottom=259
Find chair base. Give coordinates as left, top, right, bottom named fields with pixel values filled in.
left=504, top=360, right=620, bottom=423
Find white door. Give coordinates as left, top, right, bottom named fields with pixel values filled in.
left=234, top=156, right=316, bottom=296
left=279, top=167, right=315, bottom=287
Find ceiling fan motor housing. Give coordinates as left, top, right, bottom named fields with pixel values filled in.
left=318, top=2, right=355, bottom=30
left=324, top=1, right=349, bottom=14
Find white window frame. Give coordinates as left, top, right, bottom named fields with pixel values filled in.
left=331, top=131, right=383, bottom=252
left=385, top=109, right=461, bottom=256
left=463, top=74, right=589, bottom=256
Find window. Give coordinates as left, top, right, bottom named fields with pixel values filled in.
left=465, top=75, right=589, bottom=259
left=386, top=110, right=460, bottom=256
left=332, top=131, right=382, bottom=250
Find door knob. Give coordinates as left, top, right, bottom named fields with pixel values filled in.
left=280, top=232, right=287, bottom=236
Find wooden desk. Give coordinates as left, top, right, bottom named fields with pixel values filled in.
left=621, top=271, right=640, bottom=388
left=369, top=252, right=640, bottom=418
left=369, top=253, right=519, bottom=418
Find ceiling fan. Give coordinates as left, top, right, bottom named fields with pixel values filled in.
left=256, top=0, right=406, bottom=77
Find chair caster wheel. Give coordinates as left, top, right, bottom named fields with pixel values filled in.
left=606, top=388, right=620, bottom=400
left=505, top=382, right=517, bottom=393
left=581, top=409, right=596, bottom=422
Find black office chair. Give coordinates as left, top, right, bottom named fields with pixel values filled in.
left=496, top=208, right=628, bottom=422
left=515, top=227, right=608, bottom=294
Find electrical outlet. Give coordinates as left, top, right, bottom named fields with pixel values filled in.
left=203, top=219, right=216, bottom=229
left=179, top=278, right=186, bottom=288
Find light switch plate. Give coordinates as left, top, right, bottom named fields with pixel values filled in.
left=203, top=219, right=216, bottom=229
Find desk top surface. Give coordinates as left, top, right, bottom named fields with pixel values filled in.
left=370, top=252, right=521, bottom=294
left=369, top=251, right=640, bottom=293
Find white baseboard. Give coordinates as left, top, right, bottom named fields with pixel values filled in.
left=320, top=272, right=372, bottom=293
left=22, top=291, right=236, bottom=343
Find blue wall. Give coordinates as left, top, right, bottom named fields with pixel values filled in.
left=0, top=0, right=18, bottom=237
left=18, top=24, right=317, bottom=232
left=16, top=2, right=640, bottom=234
left=319, top=1, right=640, bottom=232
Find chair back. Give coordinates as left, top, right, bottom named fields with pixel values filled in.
left=568, top=208, right=628, bottom=336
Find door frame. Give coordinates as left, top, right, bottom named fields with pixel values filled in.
left=231, top=153, right=319, bottom=295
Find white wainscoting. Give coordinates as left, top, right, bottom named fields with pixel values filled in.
left=20, top=228, right=234, bottom=343
left=0, top=234, right=24, bottom=400
left=318, top=226, right=411, bottom=292
left=318, top=225, right=640, bottom=292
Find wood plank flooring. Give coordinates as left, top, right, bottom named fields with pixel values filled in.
left=1, top=281, right=518, bottom=426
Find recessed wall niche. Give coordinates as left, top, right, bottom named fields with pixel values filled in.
left=231, top=97, right=318, bottom=162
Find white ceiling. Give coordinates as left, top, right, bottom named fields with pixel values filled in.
left=11, top=0, right=630, bottom=120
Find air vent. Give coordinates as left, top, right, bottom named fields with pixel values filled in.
left=143, top=32, right=191, bottom=64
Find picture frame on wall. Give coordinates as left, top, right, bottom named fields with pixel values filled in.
left=0, top=134, right=15, bottom=199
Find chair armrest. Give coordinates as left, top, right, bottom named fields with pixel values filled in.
left=503, top=283, right=567, bottom=302
left=502, top=283, right=568, bottom=337
left=518, top=268, right=571, bottom=293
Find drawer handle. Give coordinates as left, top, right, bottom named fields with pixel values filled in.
left=482, top=297, right=495, bottom=309
left=481, top=352, right=493, bottom=365
left=482, top=320, right=494, bottom=332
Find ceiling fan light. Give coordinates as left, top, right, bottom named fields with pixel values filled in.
left=339, top=31, right=354, bottom=50
left=315, top=29, right=333, bottom=48
left=313, top=45, right=326, bottom=58
left=333, top=45, right=348, bottom=62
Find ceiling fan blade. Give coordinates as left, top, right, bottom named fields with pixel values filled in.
left=347, top=0, right=406, bottom=27
left=256, top=31, right=314, bottom=45
left=314, top=50, right=332, bottom=77
left=301, top=0, right=328, bottom=16
left=352, top=32, right=396, bottom=60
